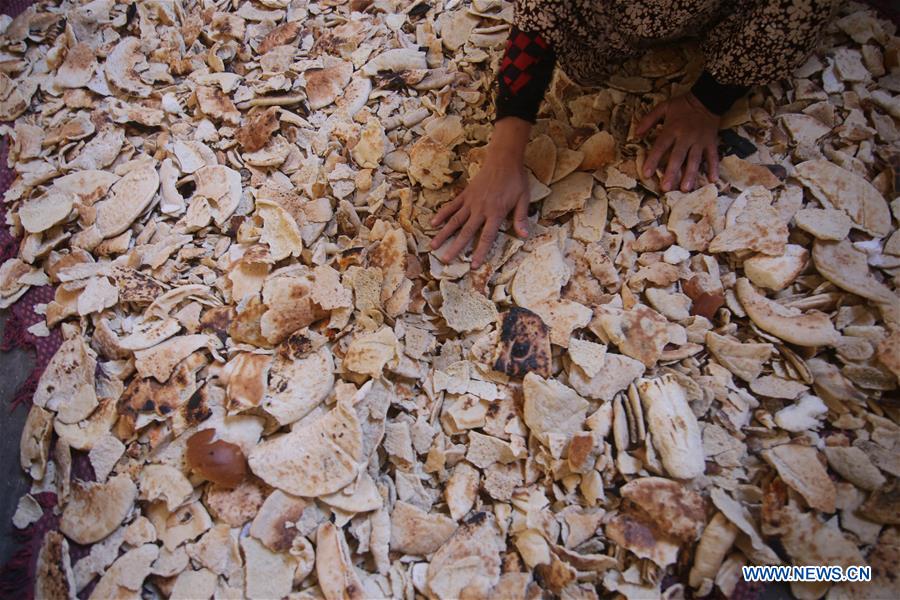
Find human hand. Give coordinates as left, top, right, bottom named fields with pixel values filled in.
left=636, top=93, right=721, bottom=193
left=429, top=118, right=532, bottom=268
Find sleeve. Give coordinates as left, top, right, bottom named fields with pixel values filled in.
left=495, top=26, right=556, bottom=123
left=696, top=0, right=839, bottom=112
left=690, top=70, right=749, bottom=116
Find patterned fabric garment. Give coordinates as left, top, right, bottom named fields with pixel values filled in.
left=496, top=0, right=839, bottom=122
left=496, top=27, right=556, bottom=122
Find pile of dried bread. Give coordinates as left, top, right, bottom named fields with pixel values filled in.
left=1, top=0, right=898, bottom=598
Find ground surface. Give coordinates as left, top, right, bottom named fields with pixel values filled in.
left=0, top=314, right=34, bottom=567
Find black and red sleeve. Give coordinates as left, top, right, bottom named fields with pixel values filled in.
left=495, top=26, right=556, bottom=123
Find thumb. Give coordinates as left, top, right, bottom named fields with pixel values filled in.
left=513, top=195, right=530, bottom=238
left=635, top=101, right=666, bottom=137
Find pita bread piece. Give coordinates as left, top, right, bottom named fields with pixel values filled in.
left=605, top=512, right=680, bottom=567
left=813, top=239, right=899, bottom=327
left=139, top=464, right=194, bottom=512
left=719, top=155, right=781, bottom=190
left=494, top=307, right=552, bottom=378
left=261, top=268, right=329, bottom=345
left=248, top=402, right=363, bottom=496
left=687, top=512, right=738, bottom=589
left=250, top=490, right=308, bottom=552
left=794, top=159, right=892, bottom=237
left=426, top=513, right=505, bottom=600
left=256, top=199, right=303, bottom=261
left=743, top=244, right=808, bottom=291
left=35, top=531, right=76, bottom=600
left=361, top=47, right=427, bottom=75
left=316, top=522, right=364, bottom=600
left=709, top=186, right=788, bottom=256
left=706, top=332, right=774, bottom=382
left=860, top=479, right=900, bottom=524
left=592, top=305, right=669, bottom=368
left=621, top=477, right=705, bottom=542
left=170, top=569, right=217, bottom=600
left=524, top=134, right=556, bottom=185
left=60, top=475, right=137, bottom=545
left=541, top=172, right=593, bottom=219
left=823, top=446, right=886, bottom=491
left=439, top=279, right=498, bottom=333
left=735, top=278, right=839, bottom=347
left=134, top=334, right=218, bottom=383
left=223, top=352, right=273, bottom=414
left=105, top=37, right=152, bottom=97
left=33, top=335, right=98, bottom=424
left=195, top=85, right=241, bottom=125
left=89, top=544, right=158, bottom=600
left=235, top=107, right=280, bottom=152
left=762, top=444, right=836, bottom=513
left=567, top=337, right=607, bottom=379
left=579, top=130, right=616, bottom=171
left=343, top=326, right=399, bottom=378
left=408, top=135, right=454, bottom=190
left=876, top=331, right=900, bottom=384
left=264, top=346, right=334, bottom=426
left=241, top=536, right=297, bottom=600
left=530, top=298, right=593, bottom=347
left=779, top=503, right=865, bottom=570
left=510, top=241, right=569, bottom=308
left=638, top=376, right=704, bottom=479
left=390, top=500, right=457, bottom=555
left=568, top=353, right=645, bottom=401
left=18, top=188, right=74, bottom=234
left=523, top=373, right=589, bottom=447
left=794, top=208, right=852, bottom=241
left=193, top=164, right=242, bottom=225
left=94, top=165, right=160, bottom=239
left=57, top=42, right=96, bottom=88
left=665, top=184, right=721, bottom=252
left=551, top=148, right=584, bottom=183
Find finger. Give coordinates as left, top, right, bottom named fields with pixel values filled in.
left=705, top=143, right=720, bottom=182
left=442, top=214, right=484, bottom=263
left=430, top=205, right=470, bottom=250
left=471, top=218, right=503, bottom=269
left=431, top=194, right=465, bottom=227
left=680, top=146, right=704, bottom=192
left=662, top=140, right=692, bottom=192
left=512, top=194, right=530, bottom=238
left=643, top=133, right=675, bottom=179
left=635, top=102, right=667, bottom=137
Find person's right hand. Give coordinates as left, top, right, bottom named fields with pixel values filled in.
left=429, top=117, right=533, bottom=269
left=429, top=158, right=530, bottom=269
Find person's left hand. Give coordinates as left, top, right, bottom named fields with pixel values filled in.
left=636, top=92, right=721, bottom=193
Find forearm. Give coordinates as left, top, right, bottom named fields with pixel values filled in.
left=488, top=117, right=532, bottom=163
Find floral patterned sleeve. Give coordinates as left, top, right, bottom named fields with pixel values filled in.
left=700, top=0, right=839, bottom=88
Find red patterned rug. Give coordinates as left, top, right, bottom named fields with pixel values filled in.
left=0, top=3, right=65, bottom=597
